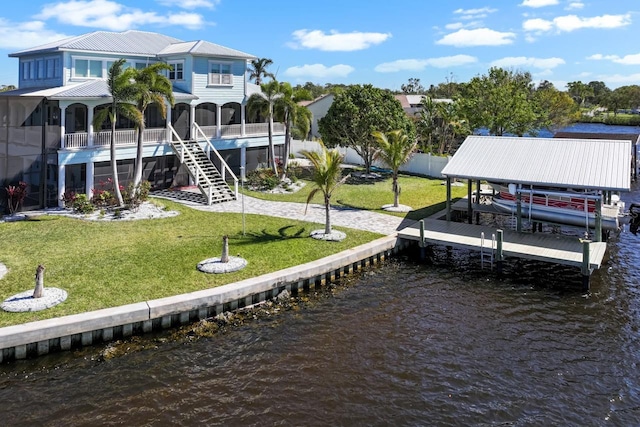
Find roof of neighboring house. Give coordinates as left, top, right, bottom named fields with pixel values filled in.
left=441, top=135, right=631, bottom=191
left=394, top=94, right=453, bottom=108
left=10, top=30, right=182, bottom=57
left=158, top=40, right=255, bottom=59
left=300, top=93, right=333, bottom=107
left=0, top=80, right=198, bottom=100
left=554, top=131, right=640, bottom=145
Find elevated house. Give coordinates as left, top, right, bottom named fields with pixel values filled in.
left=0, top=30, right=285, bottom=212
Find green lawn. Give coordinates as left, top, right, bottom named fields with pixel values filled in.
left=243, top=173, right=467, bottom=221
left=0, top=199, right=381, bottom=327
left=0, top=174, right=465, bottom=328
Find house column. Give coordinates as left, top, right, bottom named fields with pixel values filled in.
left=190, top=104, right=196, bottom=140
left=57, top=164, right=66, bottom=208
left=87, top=106, right=94, bottom=147
left=60, top=105, right=66, bottom=149
left=216, top=104, right=222, bottom=139
left=166, top=105, right=172, bottom=141
left=86, top=161, right=94, bottom=199
left=240, top=146, right=247, bottom=176
left=241, top=105, right=246, bottom=136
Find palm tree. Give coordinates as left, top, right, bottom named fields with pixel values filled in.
left=93, top=59, right=142, bottom=206
left=274, top=82, right=311, bottom=180
left=247, top=80, right=282, bottom=176
left=301, top=142, right=347, bottom=236
left=371, top=129, right=417, bottom=208
left=129, top=63, right=175, bottom=188
left=248, top=58, right=275, bottom=85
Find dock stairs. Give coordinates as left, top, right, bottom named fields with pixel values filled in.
left=168, top=123, right=238, bottom=205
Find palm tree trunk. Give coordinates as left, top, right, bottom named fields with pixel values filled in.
left=324, top=194, right=332, bottom=235
left=281, top=117, right=291, bottom=181
left=133, top=122, right=145, bottom=188
left=393, top=173, right=400, bottom=207
left=268, top=115, right=278, bottom=176
left=110, top=114, right=124, bottom=206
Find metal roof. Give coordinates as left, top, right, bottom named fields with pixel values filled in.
left=441, top=135, right=631, bottom=191
left=158, top=40, right=255, bottom=59
left=10, top=30, right=181, bottom=57
left=0, top=81, right=197, bottom=101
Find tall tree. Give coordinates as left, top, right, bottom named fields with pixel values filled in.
left=371, top=129, right=417, bottom=208
left=274, top=82, right=311, bottom=179
left=458, top=67, right=538, bottom=136
left=566, top=81, right=594, bottom=107
left=248, top=58, right=276, bottom=85
left=93, top=59, right=142, bottom=206
left=247, top=80, right=283, bottom=175
left=534, top=85, right=580, bottom=131
left=130, top=63, right=175, bottom=188
left=318, top=84, right=415, bottom=174
left=300, top=142, right=347, bottom=236
left=401, top=78, right=425, bottom=94
left=587, top=81, right=610, bottom=106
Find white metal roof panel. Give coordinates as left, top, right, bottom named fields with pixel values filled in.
left=158, top=40, right=255, bottom=59
left=10, top=30, right=182, bottom=57
left=441, top=135, right=631, bottom=191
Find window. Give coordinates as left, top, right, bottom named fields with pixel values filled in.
left=36, top=59, right=45, bottom=79
left=208, top=62, right=232, bottom=85
left=168, top=61, right=184, bottom=80
left=22, top=61, right=32, bottom=80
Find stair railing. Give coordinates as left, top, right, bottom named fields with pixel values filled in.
left=193, top=122, right=239, bottom=198
left=167, top=124, right=214, bottom=204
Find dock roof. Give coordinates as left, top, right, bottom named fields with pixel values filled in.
left=441, top=135, right=631, bottom=191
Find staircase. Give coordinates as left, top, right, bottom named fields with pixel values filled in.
left=168, top=124, right=237, bottom=205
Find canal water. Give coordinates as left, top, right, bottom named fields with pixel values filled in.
left=1, top=125, right=639, bottom=425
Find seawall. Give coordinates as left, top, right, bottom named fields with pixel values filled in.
left=0, top=235, right=407, bottom=362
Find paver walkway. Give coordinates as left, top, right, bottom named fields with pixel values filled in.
left=152, top=189, right=414, bottom=236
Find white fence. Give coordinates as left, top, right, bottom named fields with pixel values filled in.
left=290, top=139, right=450, bottom=178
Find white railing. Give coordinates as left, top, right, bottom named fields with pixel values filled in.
left=65, top=132, right=88, bottom=148
left=193, top=122, right=239, bottom=198
left=220, top=124, right=243, bottom=137
left=61, top=122, right=286, bottom=150
left=199, top=125, right=218, bottom=139
left=94, top=129, right=137, bottom=147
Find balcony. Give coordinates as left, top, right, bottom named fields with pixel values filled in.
left=63, top=123, right=285, bottom=149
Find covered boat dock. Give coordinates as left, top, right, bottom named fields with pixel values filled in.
left=399, top=135, right=632, bottom=290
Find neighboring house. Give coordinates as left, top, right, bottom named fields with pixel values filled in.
left=0, top=30, right=285, bottom=211
left=300, top=93, right=334, bottom=140
left=393, top=94, right=453, bottom=117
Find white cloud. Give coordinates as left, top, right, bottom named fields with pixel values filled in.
left=554, top=14, right=631, bottom=32
left=490, top=56, right=565, bottom=69
left=445, top=22, right=464, bottom=30
left=566, top=2, right=584, bottom=10
left=453, top=7, right=497, bottom=20
left=35, top=0, right=206, bottom=31
left=284, top=64, right=355, bottom=79
left=288, top=29, right=391, bottom=51
left=588, top=53, right=640, bottom=65
left=598, top=73, right=640, bottom=86
left=523, top=13, right=631, bottom=35
left=520, top=0, right=559, bottom=7
left=523, top=18, right=553, bottom=32
left=436, top=28, right=516, bottom=47
left=0, top=18, right=71, bottom=49
left=374, top=55, right=477, bottom=72
left=157, top=0, right=218, bottom=9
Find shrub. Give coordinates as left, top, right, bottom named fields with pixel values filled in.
left=246, top=168, right=279, bottom=190
left=92, top=178, right=122, bottom=207
left=124, top=180, right=151, bottom=210
left=5, top=181, right=28, bottom=214
left=72, top=194, right=95, bottom=214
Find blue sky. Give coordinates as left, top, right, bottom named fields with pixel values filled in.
left=0, top=0, right=639, bottom=91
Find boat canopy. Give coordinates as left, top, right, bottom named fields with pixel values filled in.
left=441, top=136, right=631, bottom=192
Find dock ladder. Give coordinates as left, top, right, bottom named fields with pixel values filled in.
left=480, top=232, right=496, bottom=270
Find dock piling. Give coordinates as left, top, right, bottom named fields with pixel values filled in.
left=581, top=239, right=591, bottom=292
left=496, top=229, right=504, bottom=275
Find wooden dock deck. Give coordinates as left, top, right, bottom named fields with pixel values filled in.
left=398, top=218, right=607, bottom=271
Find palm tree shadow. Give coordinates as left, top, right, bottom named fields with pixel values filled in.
left=231, top=225, right=308, bottom=246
